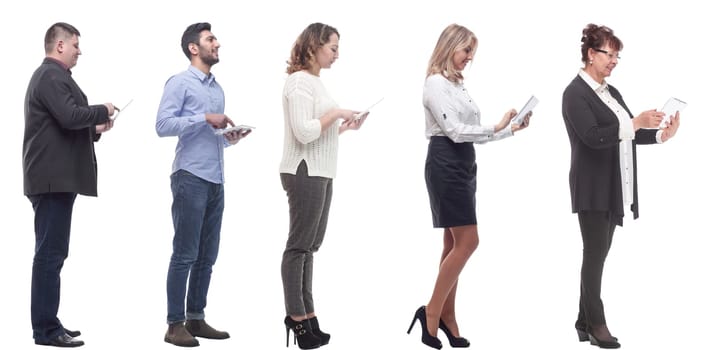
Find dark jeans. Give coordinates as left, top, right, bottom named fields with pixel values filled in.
left=28, top=192, right=78, bottom=342
left=166, top=170, right=224, bottom=324
left=576, top=210, right=618, bottom=330
left=280, top=161, right=333, bottom=316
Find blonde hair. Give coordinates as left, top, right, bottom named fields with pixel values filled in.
left=426, top=24, right=477, bottom=83
left=286, top=23, right=339, bottom=74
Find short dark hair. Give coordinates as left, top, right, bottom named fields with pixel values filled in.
left=181, top=22, right=211, bottom=60
left=580, top=23, right=623, bottom=64
left=44, top=22, right=80, bottom=54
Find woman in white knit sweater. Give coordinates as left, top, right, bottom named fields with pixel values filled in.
left=279, top=22, right=367, bottom=350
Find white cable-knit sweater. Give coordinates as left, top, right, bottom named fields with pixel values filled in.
left=279, top=71, right=340, bottom=178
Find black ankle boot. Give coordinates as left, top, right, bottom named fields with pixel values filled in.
left=284, top=316, right=321, bottom=349
left=406, top=306, right=442, bottom=349
left=439, top=319, right=470, bottom=347
left=308, top=317, right=330, bottom=345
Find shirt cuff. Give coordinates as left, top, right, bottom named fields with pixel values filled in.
left=655, top=129, right=664, bottom=143
left=500, top=124, right=513, bottom=138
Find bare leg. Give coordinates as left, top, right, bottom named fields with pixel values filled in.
left=439, top=228, right=461, bottom=337
left=426, top=225, right=479, bottom=337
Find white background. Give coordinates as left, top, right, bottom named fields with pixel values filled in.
left=1, top=0, right=708, bottom=349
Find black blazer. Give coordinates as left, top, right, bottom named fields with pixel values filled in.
left=23, top=58, right=110, bottom=196
left=562, top=75, right=658, bottom=224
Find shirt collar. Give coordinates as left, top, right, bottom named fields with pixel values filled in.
left=188, top=65, right=214, bottom=84
left=44, top=57, right=70, bottom=72
left=578, top=69, right=607, bottom=93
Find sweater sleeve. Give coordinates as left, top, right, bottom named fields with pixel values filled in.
left=284, top=76, right=322, bottom=144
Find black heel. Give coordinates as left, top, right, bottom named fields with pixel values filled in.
left=578, top=324, right=618, bottom=343
left=439, top=319, right=470, bottom=347
left=284, top=316, right=321, bottom=349
left=308, top=317, right=330, bottom=345
left=407, top=306, right=442, bottom=349
left=576, top=328, right=590, bottom=342
left=589, top=333, right=621, bottom=349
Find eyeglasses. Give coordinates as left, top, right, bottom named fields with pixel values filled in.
left=593, top=48, right=621, bottom=60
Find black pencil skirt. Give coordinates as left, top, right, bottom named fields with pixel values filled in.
left=425, top=136, right=477, bottom=228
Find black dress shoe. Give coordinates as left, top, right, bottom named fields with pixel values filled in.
left=64, top=328, right=81, bottom=338
left=35, top=333, right=85, bottom=347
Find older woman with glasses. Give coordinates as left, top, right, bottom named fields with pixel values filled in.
left=561, top=23, right=680, bottom=349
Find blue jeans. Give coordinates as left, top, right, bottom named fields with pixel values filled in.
left=166, top=170, right=224, bottom=324
left=28, top=192, right=77, bottom=342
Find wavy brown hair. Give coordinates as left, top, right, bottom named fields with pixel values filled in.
left=426, top=24, right=477, bottom=83
left=286, top=23, right=339, bottom=74
left=580, top=23, right=623, bottom=64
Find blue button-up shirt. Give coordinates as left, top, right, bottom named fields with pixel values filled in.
left=156, top=65, right=228, bottom=184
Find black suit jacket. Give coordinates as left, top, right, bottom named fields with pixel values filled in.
left=562, top=75, right=658, bottom=225
left=23, top=58, right=110, bottom=196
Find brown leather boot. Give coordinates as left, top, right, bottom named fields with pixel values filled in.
left=185, top=319, right=230, bottom=339
left=164, top=322, right=200, bottom=347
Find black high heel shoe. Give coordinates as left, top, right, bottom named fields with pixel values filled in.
left=576, top=326, right=618, bottom=343
left=406, top=306, right=442, bottom=349
left=284, top=316, right=321, bottom=349
left=308, top=317, right=330, bottom=346
left=439, top=319, right=470, bottom=347
left=588, top=333, right=621, bottom=349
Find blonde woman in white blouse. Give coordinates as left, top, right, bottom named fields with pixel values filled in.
left=279, top=22, right=367, bottom=350
left=407, top=23, right=530, bottom=349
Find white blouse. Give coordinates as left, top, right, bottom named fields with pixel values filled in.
left=579, top=70, right=635, bottom=206
left=423, top=74, right=512, bottom=143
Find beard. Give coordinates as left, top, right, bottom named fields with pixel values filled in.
left=199, top=48, right=219, bottom=66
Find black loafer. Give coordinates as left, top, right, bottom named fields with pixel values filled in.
left=35, top=333, right=85, bottom=347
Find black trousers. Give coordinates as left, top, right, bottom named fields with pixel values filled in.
left=576, top=210, right=618, bottom=329
left=28, top=192, right=77, bottom=342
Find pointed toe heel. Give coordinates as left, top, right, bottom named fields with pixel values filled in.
left=439, top=319, right=470, bottom=347
left=407, top=306, right=442, bottom=349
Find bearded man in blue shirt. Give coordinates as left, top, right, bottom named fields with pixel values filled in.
left=156, top=22, right=250, bottom=347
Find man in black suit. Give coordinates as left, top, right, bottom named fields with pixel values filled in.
left=23, top=22, right=117, bottom=348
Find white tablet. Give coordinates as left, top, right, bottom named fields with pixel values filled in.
left=354, top=97, right=384, bottom=120
left=110, top=99, right=133, bottom=121
left=214, top=124, right=255, bottom=135
left=512, top=95, right=538, bottom=125
left=660, top=97, right=686, bottom=128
